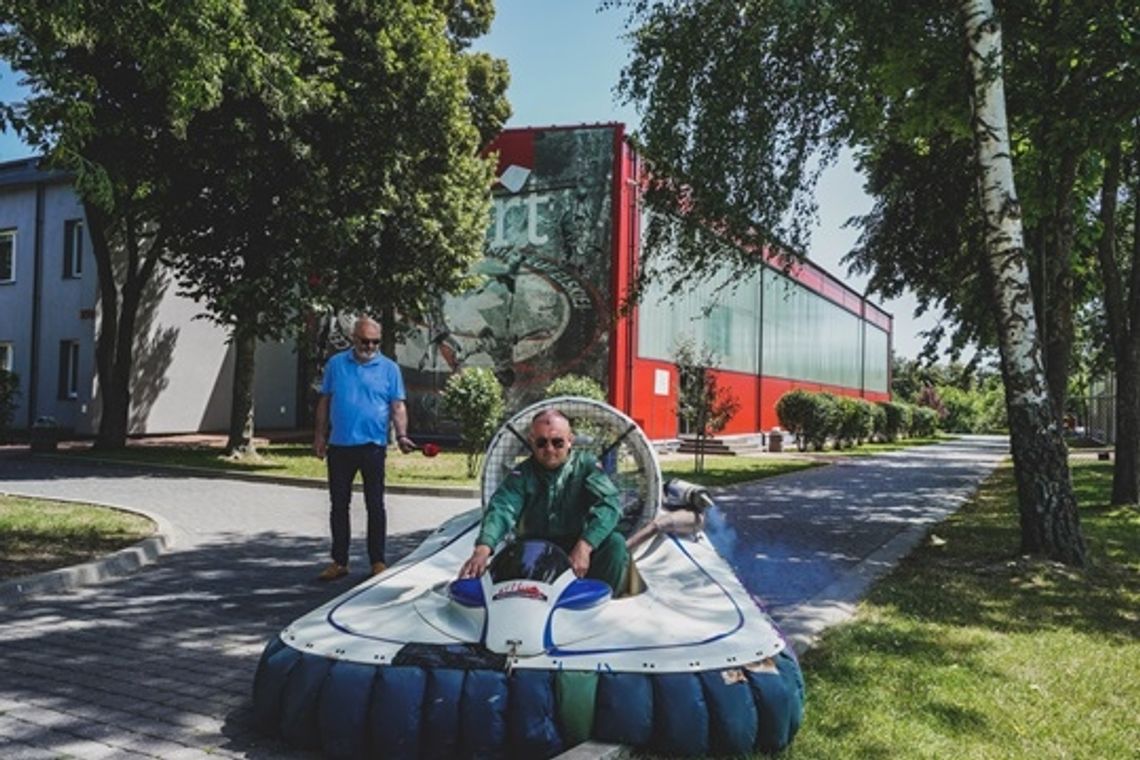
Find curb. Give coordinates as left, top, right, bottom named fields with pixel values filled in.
left=0, top=494, right=175, bottom=609
left=32, top=452, right=481, bottom=499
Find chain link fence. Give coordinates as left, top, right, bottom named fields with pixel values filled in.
left=1087, top=375, right=1115, bottom=445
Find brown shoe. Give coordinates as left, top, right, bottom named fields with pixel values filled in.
left=371, top=562, right=387, bottom=577
left=317, top=562, right=349, bottom=581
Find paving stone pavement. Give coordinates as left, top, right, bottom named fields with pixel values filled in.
left=0, top=454, right=479, bottom=759
left=0, top=437, right=1009, bottom=758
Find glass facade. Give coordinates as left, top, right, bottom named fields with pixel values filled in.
left=638, top=264, right=889, bottom=392
left=863, top=324, right=889, bottom=393
left=638, top=268, right=761, bottom=374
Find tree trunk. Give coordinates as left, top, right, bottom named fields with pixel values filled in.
left=380, top=304, right=397, bottom=360
left=225, top=326, right=258, bottom=456
left=1113, top=348, right=1140, bottom=504
left=90, top=203, right=164, bottom=450
left=962, top=0, right=1086, bottom=566
left=87, top=202, right=122, bottom=450
left=1041, top=151, right=1079, bottom=420
left=1096, top=139, right=1140, bottom=505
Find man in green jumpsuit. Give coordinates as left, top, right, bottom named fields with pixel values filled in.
left=458, top=409, right=629, bottom=592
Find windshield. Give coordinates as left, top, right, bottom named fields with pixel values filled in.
left=488, top=540, right=571, bottom=584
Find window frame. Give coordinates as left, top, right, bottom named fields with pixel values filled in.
left=0, top=229, right=15, bottom=283
left=58, top=340, right=80, bottom=400
left=63, top=218, right=84, bottom=278
left=0, top=342, right=12, bottom=373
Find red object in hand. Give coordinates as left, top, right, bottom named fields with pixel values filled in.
left=421, top=443, right=441, bottom=458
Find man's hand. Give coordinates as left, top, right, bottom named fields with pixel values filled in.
left=396, top=435, right=416, bottom=454
left=313, top=434, right=327, bottom=460
left=459, top=545, right=493, bottom=578
left=569, top=539, right=593, bottom=578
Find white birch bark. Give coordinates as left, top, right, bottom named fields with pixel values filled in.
left=962, top=0, right=1047, bottom=409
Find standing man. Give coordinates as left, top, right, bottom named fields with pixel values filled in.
left=458, top=409, right=628, bottom=593
left=314, top=316, right=415, bottom=581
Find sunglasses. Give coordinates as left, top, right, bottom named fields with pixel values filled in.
left=533, top=437, right=567, bottom=450
left=354, top=337, right=381, bottom=347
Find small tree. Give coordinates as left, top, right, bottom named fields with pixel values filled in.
left=544, top=374, right=606, bottom=402
left=673, top=338, right=740, bottom=472
left=441, top=367, right=504, bottom=478
left=0, top=369, right=19, bottom=441
left=912, top=406, right=940, bottom=437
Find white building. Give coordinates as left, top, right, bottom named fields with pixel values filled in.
left=0, top=157, right=299, bottom=435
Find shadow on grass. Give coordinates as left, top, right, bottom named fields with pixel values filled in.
left=853, top=461, right=1139, bottom=644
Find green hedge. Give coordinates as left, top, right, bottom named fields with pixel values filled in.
left=776, top=390, right=936, bottom=450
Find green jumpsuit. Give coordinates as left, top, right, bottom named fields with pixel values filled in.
left=476, top=450, right=629, bottom=592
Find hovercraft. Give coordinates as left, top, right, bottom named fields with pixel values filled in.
left=252, top=397, right=804, bottom=757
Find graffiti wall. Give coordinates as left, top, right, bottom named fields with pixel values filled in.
left=396, top=126, right=617, bottom=434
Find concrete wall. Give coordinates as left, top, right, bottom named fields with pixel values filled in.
left=1, top=165, right=300, bottom=436
left=0, top=182, right=38, bottom=428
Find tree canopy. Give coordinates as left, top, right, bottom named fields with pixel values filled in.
left=615, top=0, right=1097, bottom=563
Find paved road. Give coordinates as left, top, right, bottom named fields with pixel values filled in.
left=708, top=435, right=1009, bottom=645
left=0, top=437, right=1007, bottom=758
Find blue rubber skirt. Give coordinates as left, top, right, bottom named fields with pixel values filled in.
left=252, top=637, right=804, bottom=758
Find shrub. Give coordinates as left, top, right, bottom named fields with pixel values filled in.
left=915, top=384, right=948, bottom=421
left=544, top=374, right=606, bottom=402
left=879, top=401, right=908, bottom=441
left=938, top=385, right=981, bottom=433
left=0, top=369, right=19, bottom=439
left=441, top=368, right=504, bottom=478
left=912, top=406, right=940, bottom=437
left=978, top=385, right=1009, bottom=432
left=808, top=394, right=842, bottom=450
left=837, top=396, right=875, bottom=447
left=776, top=389, right=816, bottom=451
left=869, top=402, right=888, bottom=441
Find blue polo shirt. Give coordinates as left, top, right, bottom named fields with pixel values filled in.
left=320, top=349, right=406, bottom=446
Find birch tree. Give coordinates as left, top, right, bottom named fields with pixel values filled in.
left=962, top=0, right=1084, bottom=563
left=615, top=0, right=1089, bottom=564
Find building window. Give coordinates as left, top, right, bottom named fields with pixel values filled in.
left=64, top=219, right=84, bottom=278
left=58, top=340, right=80, bottom=399
left=0, top=229, right=14, bottom=283
left=0, top=342, right=12, bottom=372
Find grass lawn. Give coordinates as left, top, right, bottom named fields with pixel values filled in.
left=660, top=456, right=822, bottom=487
left=69, top=444, right=825, bottom=488
left=811, top=435, right=953, bottom=456
left=786, top=459, right=1139, bottom=759
left=0, top=495, right=155, bottom=581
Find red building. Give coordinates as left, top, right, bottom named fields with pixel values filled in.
left=396, top=124, right=891, bottom=440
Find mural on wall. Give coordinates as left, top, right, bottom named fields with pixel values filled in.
left=304, top=127, right=617, bottom=436
left=398, top=126, right=616, bottom=434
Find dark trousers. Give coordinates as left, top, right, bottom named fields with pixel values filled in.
left=326, top=444, right=387, bottom=566
left=551, top=533, right=629, bottom=594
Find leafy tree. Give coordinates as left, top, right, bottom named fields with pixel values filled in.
left=441, top=367, right=504, bottom=478
left=0, top=0, right=330, bottom=449
left=309, top=0, right=508, bottom=358
left=615, top=0, right=1088, bottom=564
left=165, top=95, right=327, bottom=457
left=915, top=385, right=948, bottom=421
left=673, top=337, right=740, bottom=471
left=162, top=0, right=507, bottom=457
left=544, top=375, right=607, bottom=402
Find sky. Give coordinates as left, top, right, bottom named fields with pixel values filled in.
left=0, top=0, right=939, bottom=358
